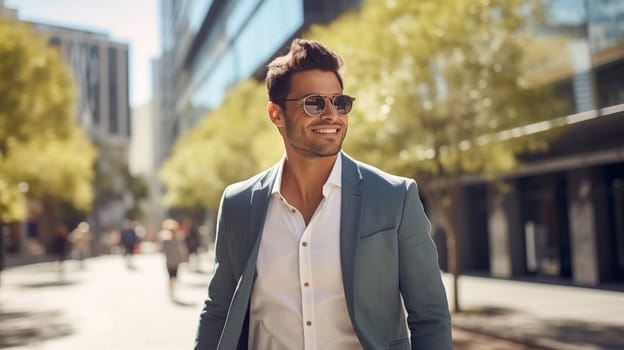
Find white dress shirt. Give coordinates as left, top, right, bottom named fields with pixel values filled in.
left=249, top=154, right=361, bottom=350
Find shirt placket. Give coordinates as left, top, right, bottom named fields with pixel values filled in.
left=299, top=221, right=316, bottom=350
left=280, top=192, right=332, bottom=350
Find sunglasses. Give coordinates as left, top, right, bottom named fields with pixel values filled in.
left=277, top=94, right=356, bottom=116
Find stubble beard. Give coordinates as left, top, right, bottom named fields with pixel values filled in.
left=283, top=120, right=346, bottom=158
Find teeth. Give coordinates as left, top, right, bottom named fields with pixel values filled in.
left=315, top=128, right=338, bottom=134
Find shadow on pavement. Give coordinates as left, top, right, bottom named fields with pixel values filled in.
left=186, top=269, right=212, bottom=276
left=454, top=307, right=624, bottom=349
left=459, top=306, right=515, bottom=317
left=535, top=320, right=624, bottom=349
left=453, top=327, right=533, bottom=350
left=18, top=280, right=79, bottom=289
left=172, top=299, right=197, bottom=308
left=0, top=308, right=73, bottom=348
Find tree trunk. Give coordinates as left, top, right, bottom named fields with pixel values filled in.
left=441, top=193, right=461, bottom=313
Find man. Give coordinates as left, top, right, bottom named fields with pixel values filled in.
left=194, top=39, right=452, bottom=350
left=120, top=219, right=138, bottom=269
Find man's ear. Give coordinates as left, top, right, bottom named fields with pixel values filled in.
left=267, top=102, right=285, bottom=128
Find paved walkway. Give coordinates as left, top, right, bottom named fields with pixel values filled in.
left=0, top=252, right=622, bottom=349
left=1, top=253, right=209, bottom=349
left=444, top=274, right=624, bottom=349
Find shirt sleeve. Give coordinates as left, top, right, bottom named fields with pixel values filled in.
left=397, top=179, right=453, bottom=350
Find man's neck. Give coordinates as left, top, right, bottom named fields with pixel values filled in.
left=280, top=152, right=339, bottom=224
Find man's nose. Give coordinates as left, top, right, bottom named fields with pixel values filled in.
left=320, top=96, right=339, bottom=119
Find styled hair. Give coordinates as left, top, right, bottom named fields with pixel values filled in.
left=265, top=38, right=344, bottom=106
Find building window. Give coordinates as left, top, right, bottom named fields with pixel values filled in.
left=88, top=45, right=101, bottom=125
left=108, top=47, right=118, bottom=135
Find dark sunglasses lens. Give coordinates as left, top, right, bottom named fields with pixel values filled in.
left=333, top=95, right=353, bottom=114
left=303, top=95, right=325, bottom=115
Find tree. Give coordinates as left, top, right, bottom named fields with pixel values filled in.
left=0, top=17, right=96, bottom=223
left=124, top=172, right=149, bottom=221
left=160, top=79, right=281, bottom=211
left=307, top=0, right=565, bottom=312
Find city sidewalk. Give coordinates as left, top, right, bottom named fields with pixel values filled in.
left=444, top=273, right=624, bottom=349
left=0, top=252, right=621, bottom=349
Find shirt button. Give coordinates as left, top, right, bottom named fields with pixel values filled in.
left=304, top=282, right=309, bottom=287
left=301, top=242, right=308, bottom=247
left=306, top=321, right=312, bottom=326
left=291, top=209, right=296, bottom=213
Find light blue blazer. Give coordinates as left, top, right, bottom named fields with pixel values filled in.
left=194, top=153, right=452, bottom=350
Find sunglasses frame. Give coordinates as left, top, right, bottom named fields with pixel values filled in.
left=276, top=94, right=356, bottom=116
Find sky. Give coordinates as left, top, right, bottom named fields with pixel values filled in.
left=6, top=0, right=160, bottom=108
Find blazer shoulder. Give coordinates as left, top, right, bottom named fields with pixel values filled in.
left=223, top=166, right=276, bottom=201
left=355, top=159, right=415, bottom=190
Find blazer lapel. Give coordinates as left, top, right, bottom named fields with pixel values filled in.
left=247, top=165, right=278, bottom=258
left=340, top=152, right=364, bottom=325
left=218, top=165, right=279, bottom=350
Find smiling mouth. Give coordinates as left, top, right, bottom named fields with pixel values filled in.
left=313, top=128, right=339, bottom=134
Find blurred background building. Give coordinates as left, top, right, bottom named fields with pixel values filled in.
left=447, top=0, right=624, bottom=288
left=27, top=22, right=133, bottom=236
left=155, top=0, right=361, bottom=166
left=1, top=1, right=132, bottom=258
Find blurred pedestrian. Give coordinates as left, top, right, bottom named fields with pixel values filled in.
left=50, top=222, right=70, bottom=279
left=120, top=220, right=139, bottom=269
left=70, top=221, right=93, bottom=269
left=180, top=217, right=201, bottom=271
left=159, top=218, right=188, bottom=301
left=194, top=39, right=451, bottom=349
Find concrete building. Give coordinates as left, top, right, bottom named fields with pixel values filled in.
left=1, top=1, right=132, bottom=257
left=25, top=21, right=132, bottom=239
left=26, top=22, right=131, bottom=147
left=129, top=100, right=165, bottom=236
left=450, top=0, right=624, bottom=288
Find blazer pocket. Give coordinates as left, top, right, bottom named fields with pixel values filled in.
left=360, top=226, right=396, bottom=239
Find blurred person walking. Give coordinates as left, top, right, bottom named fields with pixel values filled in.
left=69, top=221, right=93, bottom=269
left=180, top=217, right=201, bottom=271
left=159, top=218, right=188, bottom=301
left=120, top=220, right=139, bottom=269
left=194, top=39, right=451, bottom=349
left=50, top=222, right=70, bottom=279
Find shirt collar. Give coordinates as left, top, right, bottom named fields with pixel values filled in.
left=271, top=152, right=343, bottom=196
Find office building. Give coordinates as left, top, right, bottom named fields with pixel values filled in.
left=156, top=0, right=361, bottom=165
left=1, top=1, right=132, bottom=257
left=452, top=0, right=624, bottom=287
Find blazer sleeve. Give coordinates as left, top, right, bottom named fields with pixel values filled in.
left=194, top=189, right=236, bottom=350
left=398, top=180, right=453, bottom=350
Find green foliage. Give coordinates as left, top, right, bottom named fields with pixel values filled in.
left=307, top=0, right=564, bottom=183
left=160, top=0, right=566, bottom=230
left=160, top=79, right=281, bottom=210
left=2, top=126, right=95, bottom=210
left=0, top=18, right=96, bottom=222
left=0, top=18, right=74, bottom=151
left=124, top=173, right=149, bottom=221
left=304, top=0, right=567, bottom=312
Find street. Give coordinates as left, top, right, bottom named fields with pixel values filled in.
left=0, top=251, right=605, bottom=349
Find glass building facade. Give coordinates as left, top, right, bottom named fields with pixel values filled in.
left=455, top=0, right=624, bottom=287
left=156, top=0, right=360, bottom=164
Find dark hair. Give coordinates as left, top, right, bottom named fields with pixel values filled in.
left=266, top=38, right=344, bottom=106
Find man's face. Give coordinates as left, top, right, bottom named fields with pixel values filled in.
left=274, top=69, right=348, bottom=158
